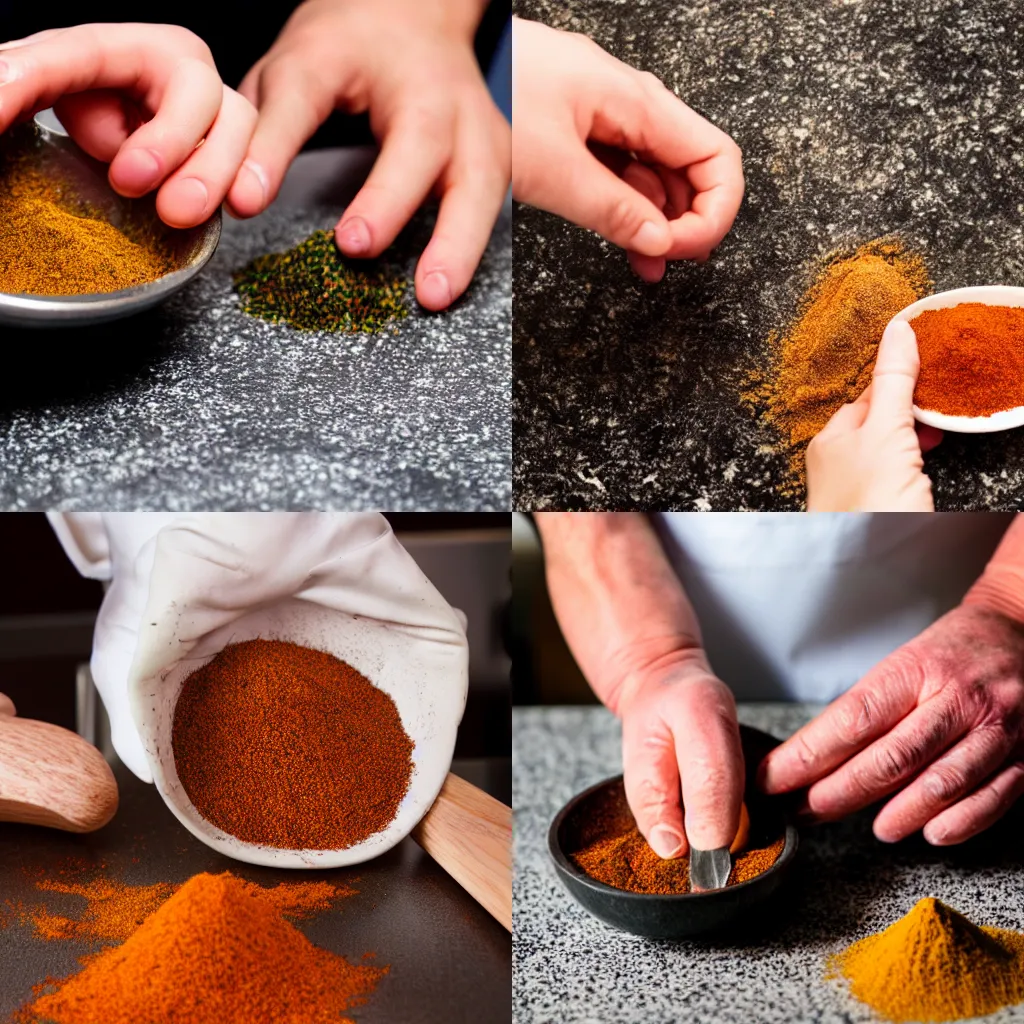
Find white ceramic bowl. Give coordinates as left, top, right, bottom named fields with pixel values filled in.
left=890, top=285, right=1024, bottom=433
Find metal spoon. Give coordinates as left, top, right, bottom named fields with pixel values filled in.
left=690, top=846, right=732, bottom=892
left=0, top=111, right=221, bottom=328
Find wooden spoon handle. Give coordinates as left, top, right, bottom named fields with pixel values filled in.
left=411, top=772, right=512, bottom=932
left=0, top=691, right=118, bottom=833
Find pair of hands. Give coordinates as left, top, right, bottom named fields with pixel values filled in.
left=621, top=602, right=1024, bottom=856
left=0, top=0, right=510, bottom=310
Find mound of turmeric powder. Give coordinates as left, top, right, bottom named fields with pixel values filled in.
left=830, top=897, right=1024, bottom=1022
left=745, top=238, right=932, bottom=493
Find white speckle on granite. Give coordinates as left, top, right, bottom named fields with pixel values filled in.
left=513, top=705, right=1024, bottom=1023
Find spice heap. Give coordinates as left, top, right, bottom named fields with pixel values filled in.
left=912, top=303, right=1024, bottom=417
left=172, top=639, right=414, bottom=850
left=0, top=160, right=173, bottom=296
left=745, top=237, right=932, bottom=490
left=234, top=229, right=410, bottom=332
left=829, top=897, right=1024, bottom=1022
left=569, top=786, right=784, bottom=894
left=16, top=872, right=386, bottom=1024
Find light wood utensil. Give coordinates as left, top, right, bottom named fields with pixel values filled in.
left=0, top=692, right=118, bottom=832
left=412, top=772, right=512, bottom=932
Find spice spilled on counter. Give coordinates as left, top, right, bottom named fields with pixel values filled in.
left=15, top=872, right=385, bottom=1024
left=829, top=897, right=1024, bottom=1022
left=911, top=303, right=1024, bottom=417
left=744, top=237, right=932, bottom=493
left=234, top=229, right=410, bottom=332
left=0, top=160, right=173, bottom=296
left=172, top=639, right=414, bottom=850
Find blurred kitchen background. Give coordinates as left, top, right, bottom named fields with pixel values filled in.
left=0, top=513, right=511, bottom=791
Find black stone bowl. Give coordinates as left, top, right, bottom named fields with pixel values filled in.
left=548, top=724, right=799, bottom=939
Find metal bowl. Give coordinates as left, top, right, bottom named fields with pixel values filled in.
left=0, top=113, right=221, bottom=328
left=548, top=724, right=799, bottom=938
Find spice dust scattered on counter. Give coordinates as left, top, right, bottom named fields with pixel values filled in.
left=912, top=303, right=1024, bottom=417
left=234, top=229, right=411, bottom=332
left=829, top=897, right=1024, bottom=1022
left=172, top=639, right=414, bottom=850
left=13, top=872, right=385, bottom=1024
left=744, top=237, right=932, bottom=493
left=0, top=160, right=173, bottom=296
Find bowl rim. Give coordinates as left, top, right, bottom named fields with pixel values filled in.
left=548, top=771, right=799, bottom=902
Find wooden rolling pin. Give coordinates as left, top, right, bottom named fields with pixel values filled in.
left=412, top=772, right=512, bottom=932
left=0, top=692, right=119, bottom=832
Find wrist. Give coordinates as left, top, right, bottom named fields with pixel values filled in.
left=608, top=646, right=711, bottom=717
left=963, top=571, right=1024, bottom=627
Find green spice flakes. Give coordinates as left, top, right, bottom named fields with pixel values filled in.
left=234, top=229, right=410, bottom=333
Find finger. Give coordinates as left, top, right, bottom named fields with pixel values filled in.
left=867, top=320, right=919, bottom=424
left=54, top=90, right=134, bottom=163
left=414, top=122, right=510, bottom=310
left=759, top=659, right=921, bottom=793
left=107, top=58, right=224, bottom=198
left=923, top=759, right=1024, bottom=845
left=873, top=724, right=1016, bottom=842
left=917, top=423, right=944, bottom=453
left=0, top=28, right=68, bottom=51
left=628, top=251, right=666, bottom=282
left=236, top=57, right=265, bottom=106
left=227, top=57, right=330, bottom=217
left=156, top=86, right=257, bottom=228
left=622, top=712, right=688, bottom=858
left=803, top=688, right=972, bottom=821
left=337, top=110, right=458, bottom=259
left=623, top=161, right=667, bottom=281
left=657, top=166, right=695, bottom=223
left=817, top=399, right=869, bottom=438
left=669, top=678, right=744, bottom=850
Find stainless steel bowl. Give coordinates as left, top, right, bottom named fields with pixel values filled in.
left=0, top=113, right=221, bottom=328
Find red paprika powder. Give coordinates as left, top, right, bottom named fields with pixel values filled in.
left=171, top=639, right=414, bottom=850
left=912, top=303, right=1024, bottom=416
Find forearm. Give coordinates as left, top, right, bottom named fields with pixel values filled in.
left=534, top=512, right=703, bottom=714
left=963, top=513, right=1024, bottom=623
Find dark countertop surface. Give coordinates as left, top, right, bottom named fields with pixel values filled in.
left=513, top=0, right=1024, bottom=511
left=513, top=704, right=1024, bottom=1023
left=1, top=757, right=511, bottom=1024
left=0, top=149, right=511, bottom=512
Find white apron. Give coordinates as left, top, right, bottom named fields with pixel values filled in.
left=656, top=512, right=1015, bottom=702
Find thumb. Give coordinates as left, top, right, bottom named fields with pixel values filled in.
left=550, top=142, right=673, bottom=255
left=867, top=320, right=920, bottom=424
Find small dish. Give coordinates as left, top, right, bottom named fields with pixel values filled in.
left=548, top=724, right=799, bottom=939
left=890, top=286, right=1024, bottom=434
left=0, top=112, right=221, bottom=328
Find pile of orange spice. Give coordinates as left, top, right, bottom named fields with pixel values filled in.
left=745, top=237, right=932, bottom=491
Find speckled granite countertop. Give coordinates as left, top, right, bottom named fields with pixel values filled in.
left=513, top=0, right=1024, bottom=511
left=0, top=149, right=511, bottom=511
left=513, top=704, right=1024, bottom=1023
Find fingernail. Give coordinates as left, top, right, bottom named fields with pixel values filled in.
left=923, top=824, right=947, bottom=845
left=166, top=178, right=209, bottom=225
left=241, top=159, right=268, bottom=208
left=649, top=826, right=685, bottom=859
left=114, top=148, right=162, bottom=195
left=629, top=220, right=668, bottom=255
left=337, top=216, right=371, bottom=256
left=420, top=270, right=453, bottom=310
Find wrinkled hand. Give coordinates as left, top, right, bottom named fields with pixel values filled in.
left=229, top=0, right=510, bottom=311
left=759, top=604, right=1024, bottom=845
left=0, top=24, right=256, bottom=228
left=618, top=649, right=744, bottom=857
left=806, top=320, right=942, bottom=512
left=512, top=18, right=744, bottom=283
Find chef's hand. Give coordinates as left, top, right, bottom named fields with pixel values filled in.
left=759, top=604, right=1024, bottom=844
left=228, top=0, right=510, bottom=312
left=0, top=24, right=256, bottom=228
left=618, top=648, right=744, bottom=857
left=512, top=17, right=744, bottom=283
left=806, top=320, right=942, bottom=512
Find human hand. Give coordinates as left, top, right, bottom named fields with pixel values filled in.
left=806, top=320, right=943, bottom=512
left=617, top=649, right=744, bottom=857
left=512, top=18, right=744, bottom=283
left=0, top=23, right=256, bottom=228
left=229, top=0, right=510, bottom=311
left=759, top=604, right=1024, bottom=845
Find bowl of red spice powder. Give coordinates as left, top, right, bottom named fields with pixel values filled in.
left=891, top=286, right=1024, bottom=433
left=548, top=725, right=798, bottom=938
